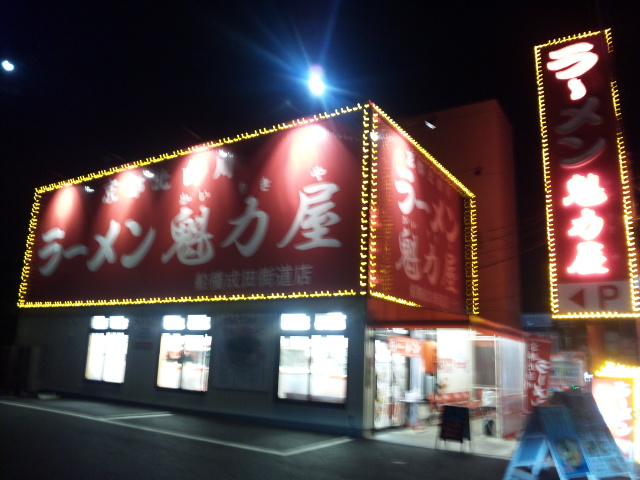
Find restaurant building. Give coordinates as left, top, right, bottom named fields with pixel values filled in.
left=15, top=101, right=525, bottom=438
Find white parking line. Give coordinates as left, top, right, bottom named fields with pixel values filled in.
left=103, top=412, right=173, bottom=420
left=0, top=400, right=352, bottom=457
left=281, top=436, right=354, bottom=456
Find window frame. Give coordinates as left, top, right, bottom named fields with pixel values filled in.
left=276, top=312, right=349, bottom=406
left=156, top=314, right=212, bottom=393
left=84, top=315, right=130, bottom=384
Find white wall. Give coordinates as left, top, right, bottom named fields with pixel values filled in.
left=436, top=329, right=473, bottom=393
left=15, top=297, right=369, bottom=436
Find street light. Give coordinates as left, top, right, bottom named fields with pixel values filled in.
left=308, top=65, right=325, bottom=96
left=2, top=60, right=15, bottom=72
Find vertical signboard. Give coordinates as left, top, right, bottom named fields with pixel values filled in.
left=19, top=107, right=367, bottom=306
left=594, top=362, right=640, bottom=463
left=525, top=334, right=553, bottom=413
left=592, top=378, right=636, bottom=462
left=535, top=29, right=638, bottom=318
left=368, top=105, right=477, bottom=315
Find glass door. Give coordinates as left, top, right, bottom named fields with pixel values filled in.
left=374, top=338, right=408, bottom=429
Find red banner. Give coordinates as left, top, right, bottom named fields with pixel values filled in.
left=371, top=113, right=467, bottom=314
left=23, top=112, right=365, bottom=305
left=524, top=334, right=553, bottom=413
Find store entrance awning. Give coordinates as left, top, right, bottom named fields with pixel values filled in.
left=366, top=297, right=523, bottom=340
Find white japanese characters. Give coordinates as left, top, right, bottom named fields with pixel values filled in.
left=526, top=340, right=551, bottom=408
left=393, top=147, right=461, bottom=294
left=221, top=196, right=268, bottom=257
left=547, top=42, right=599, bottom=101
left=278, top=182, right=342, bottom=250
left=162, top=206, right=214, bottom=265
left=546, top=41, right=610, bottom=276
left=36, top=147, right=345, bottom=294
left=38, top=220, right=157, bottom=275
left=38, top=227, right=88, bottom=276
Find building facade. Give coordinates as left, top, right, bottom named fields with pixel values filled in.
left=15, top=101, right=524, bottom=437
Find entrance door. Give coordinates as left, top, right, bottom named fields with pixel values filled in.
left=374, top=339, right=408, bottom=429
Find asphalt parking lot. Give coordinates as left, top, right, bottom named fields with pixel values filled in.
left=0, top=394, right=353, bottom=457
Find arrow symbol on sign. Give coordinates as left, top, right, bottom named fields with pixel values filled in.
left=569, top=289, right=585, bottom=308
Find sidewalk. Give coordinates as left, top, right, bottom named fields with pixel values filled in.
left=374, top=418, right=639, bottom=479
left=374, top=417, right=517, bottom=460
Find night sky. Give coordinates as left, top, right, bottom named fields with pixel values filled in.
left=1, top=1, right=639, bottom=342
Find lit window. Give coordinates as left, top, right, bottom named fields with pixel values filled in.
left=314, top=312, right=346, bottom=330
left=281, top=313, right=311, bottom=330
left=109, top=316, right=129, bottom=330
left=187, top=314, right=211, bottom=331
left=278, top=312, right=348, bottom=404
left=91, top=315, right=109, bottom=330
left=85, top=315, right=129, bottom=383
left=163, top=315, right=186, bottom=330
left=157, top=315, right=211, bottom=392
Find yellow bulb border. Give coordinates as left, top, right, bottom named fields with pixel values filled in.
left=534, top=29, right=639, bottom=319
left=367, top=103, right=479, bottom=315
left=18, top=102, right=478, bottom=315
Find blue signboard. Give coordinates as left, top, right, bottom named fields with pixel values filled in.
left=503, top=401, right=634, bottom=480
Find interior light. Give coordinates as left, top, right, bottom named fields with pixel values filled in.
left=163, top=315, right=186, bottom=330
left=314, top=312, right=347, bottom=330
left=91, top=315, right=109, bottom=330
left=281, top=313, right=311, bottom=330
left=187, top=314, right=211, bottom=330
left=109, top=316, right=129, bottom=330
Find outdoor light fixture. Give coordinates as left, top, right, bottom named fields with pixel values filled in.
left=308, top=65, right=326, bottom=96
left=2, top=60, right=14, bottom=72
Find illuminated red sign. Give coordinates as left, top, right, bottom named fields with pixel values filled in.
left=524, top=334, right=552, bottom=413
left=387, top=336, right=423, bottom=357
left=535, top=30, right=638, bottom=317
left=369, top=111, right=469, bottom=315
left=21, top=112, right=365, bottom=305
left=593, top=376, right=635, bottom=460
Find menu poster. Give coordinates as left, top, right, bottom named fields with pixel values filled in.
left=503, top=406, right=589, bottom=480
left=551, top=391, right=631, bottom=478
left=504, top=402, right=634, bottom=480
left=540, top=406, right=591, bottom=477
left=212, top=313, right=276, bottom=391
